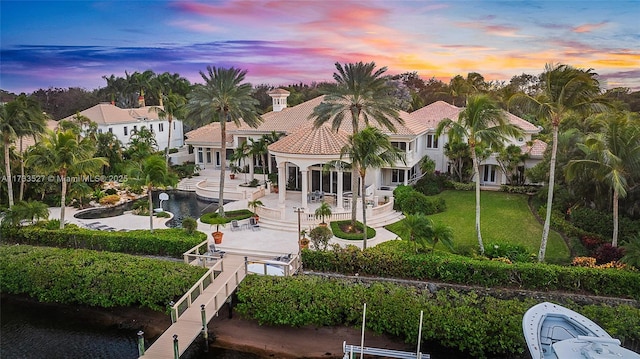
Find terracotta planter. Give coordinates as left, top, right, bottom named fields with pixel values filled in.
left=318, top=222, right=328, bottom=227
left=213, top=231, right=223, bottom=244
left=299, top=239, right=309, bottom=250
left=230, top=174, right=236, bottom=179
left=253, top=215, right=260, bottom=223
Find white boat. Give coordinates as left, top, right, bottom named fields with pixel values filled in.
left=523, top=302, right=640, bottom=359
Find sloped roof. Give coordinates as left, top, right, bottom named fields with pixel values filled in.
left=268, top=123, right=350, bottom=155
left=410, top=100, right=539, bottom=132
left=522, top=139, right=548, bottom=158
left=268, top=88, right=290, bottom=95
left=185, top=121, right=237, bottom=145
left=60, top=104, right=164, bottom=125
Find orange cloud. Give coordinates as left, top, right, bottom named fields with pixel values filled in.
left=573, top=22, right=608, bottom=33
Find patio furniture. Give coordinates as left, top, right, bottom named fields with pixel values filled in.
left=230, top=220, right=241, bottom=231
left=249, top=217, right=261, bottom=231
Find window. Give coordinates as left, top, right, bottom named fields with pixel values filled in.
left=108, top=128, right=113, bottom=133
left=483, top=165, right=496, bottom=183
left=426, top=134, right=439, bottom=149
left=173, top=121, right=176, bottom=129
left=98, top=129, right=103, bottom=134
left=206, top=148, right=212, bottom=163
left=159, top=123, right=164, bottom=132
left=391, top=142, right=407, bottom=151
left=123, top=126, right=128, bottom=136
left=149, top=124, right=153, bottom=132
left=392, top=169, right=405, bottom=183
left=133, top=125, right=137, bottom=132
left=197, top=147, right=203, bottom=163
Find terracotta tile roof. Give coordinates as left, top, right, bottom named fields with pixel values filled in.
left=185, top=121, right=238, bottom=145
left=60, top=104, right=164, bottom=125
left=268, top=88, right=290, bottom=95
left=410, top=100, right=540, bottom=133
left=411, top=101, right=461, bottom=129
left=522, top=139, right=548, bottom=158
left=268, top=123, right=350, bottom=155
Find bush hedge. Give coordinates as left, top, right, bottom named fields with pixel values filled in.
left=1, top=226, right=206, bottom=258
left=0, top=245, right=207, bottom=311
left=393, top=185, right=446, bottom=215
left=236, top=275, right=640, bottom=358
left=301, top=241, right=640, bottom=300
left=571, top=207, right=640, bottom=244
left=200, top=209, right=253, bottom=225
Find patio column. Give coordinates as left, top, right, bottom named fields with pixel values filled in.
left=336, top=168, right=344, bottom=211
left=278, top=162, right=286, bottom=207
left=249, top=157, right=255, bottom=181
left=404, top=169, right=408, bottom=186
left=301, top=169, right=309, bottom=210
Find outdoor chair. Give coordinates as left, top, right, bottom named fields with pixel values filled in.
left=249, top=217, right=260, bottom=231
left=230, top=220, right=241, bottom=231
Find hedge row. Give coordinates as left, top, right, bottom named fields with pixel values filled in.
left=236, top=275, right=640, bottom=358
left=330, top=220, right=376, bottom=240
left=0, top=245, right=207, bottom=311
left=2, top=226, right=206, bottom=258
left=571, top=207, right=640, bottom=244
left=301, top=241, right=640, bottom=300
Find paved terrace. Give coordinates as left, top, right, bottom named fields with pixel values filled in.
left=48, top=168, right=403, bottom=254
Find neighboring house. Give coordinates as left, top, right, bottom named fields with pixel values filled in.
left=13, top=119, right=60, bottom=153
left=185, top=90, right=546, bottom=208
left=60, top=103, right=184, bottom=151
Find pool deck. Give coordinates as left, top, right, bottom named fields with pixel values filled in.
left=48, top=169, right=403, bottom=254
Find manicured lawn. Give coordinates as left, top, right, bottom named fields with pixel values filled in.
left=388, top=190, right=570, bottom=263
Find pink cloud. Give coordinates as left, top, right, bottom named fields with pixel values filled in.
left=573, top=21, right=608, bottom=33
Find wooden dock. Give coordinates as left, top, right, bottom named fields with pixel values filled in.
left=141, top=253, right=246, bottom=358
left=140, top=239, right=301, bottom=358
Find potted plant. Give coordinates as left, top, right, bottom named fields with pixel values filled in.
left=314, top=202, right=332, bottom=226
left=209, top=216, right=228, bottom=244
left=299, top=229, right=309, bottom=249
left=268, top=173, right=279, bottom=193
left=229, top=164, right=239, bottom=179
left=247, top=199, right=263, bottom=222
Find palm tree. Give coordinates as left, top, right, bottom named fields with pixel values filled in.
left=340, top=126, right=405, bottom=248
left=126, top=154, right=177, bottom=232
left=620, top=233, right=640, bottom=269
left=430, top=220, right=454, bottom=252
left=249, top=137, right=268, bottom=183
left=310, top=61, right=403, bottom=226
left=150, top=91, right=186, bottom=164
left=186, top=66, right=262, bottom=217
left=509, top=63, right=608, bottom=262
left=0, top=95, right=46, bottom=208
left=566, top=112, right=640, bottom=247
left=27, top=129, right=108, bottom=229
left=400, top=213, right=433, bottom=252
left=231, top=140, right=251, bottom=183
left=436, top=94, right=521, bottom=255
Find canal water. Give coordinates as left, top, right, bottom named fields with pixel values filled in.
left=0, top=297, right=259, bottom=359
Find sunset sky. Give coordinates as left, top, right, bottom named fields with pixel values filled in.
left=1, top=0, right=639, bottom=94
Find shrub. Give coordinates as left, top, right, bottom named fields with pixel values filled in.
left=448, top=181, right=475, bottom=191
left=393, top=185, right=446, bottom=215
left=3, top=226, right=206, bottom=258
left=0, top=245, right=206, bottom=311
left=104, top=188, right=118, bottom=196
left=499, top=185, right=539, bottom=194
left=155, top=211, right=170, bottom=218
left=182, top=217, right=197, bottom=234
left=485, top=242, right=535, bottom=263
left=301, top=240, right=640, bottom=300
left=330, top=220, right=376, bottom=240
left=99, top=194, right=121, bottom=206
left=200, top=209, right=253, bottom=225
left=594, top=243, right=624, bottom=264
left=571, top=207, right=640, bottom=244
left=309, top=226, right=333, bottom=251
left=414, top=173, right=446, bottom=196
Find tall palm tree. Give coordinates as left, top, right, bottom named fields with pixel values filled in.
left=231, top=140, right=251, bottom=183
left=566, top=112, right=640, bottom=247
left=0, top=95, right=46, bottom=208
left=310, top=61, right=403, bottom=226
left=186, top=66, right=262, bottom=217
left=509, top=63, right=608, bottom=262
left=340, top=126, right=405, bottom=249
left=126, top=154, right=177, bottom=232
left=436, top=94, right=521, bottom=255
left=150, top=91, right=186, bottom=164
left=27, top=129, right=108, bottom=229
left=249, top=137, right=268, bottom=183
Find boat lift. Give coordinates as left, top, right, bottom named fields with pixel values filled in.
left=343, top=303, right=430, bottom=359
